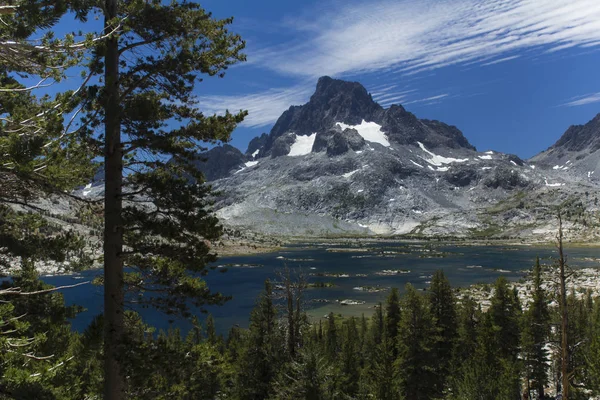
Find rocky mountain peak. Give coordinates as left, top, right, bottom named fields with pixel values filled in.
left=310, top=76, right=381, bottom=119
left=552, top=112, right=600, bottom=153
left=255, top=76, right=476, bottom=158
left=266, top=77, right=382, bottom=146
left=189, top=144, right=246, bottom=181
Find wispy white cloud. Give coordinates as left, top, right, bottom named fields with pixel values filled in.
left=198, top=83, right=447, bottom=128
left=403, top=94, right=450, bottom=105
left=560, top=92, right=600, bottom=107
left=481, top=55, right=521, bottom=66
left=199, top=0, right=600, bottom=128
left=373, top=89, right=416, bottom=103
left=369, top=84, right=400, bottom=97
left=250, top=0, right=600, bottom=78
left=196, top=84, right=314, bottom=128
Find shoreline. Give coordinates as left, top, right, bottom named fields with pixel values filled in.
left=28, top=235, right=600, bottom=277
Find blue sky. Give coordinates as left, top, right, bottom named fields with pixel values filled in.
left=191, top=0, right=600, bottom=159
left=26, top=0, right=600, bottom=158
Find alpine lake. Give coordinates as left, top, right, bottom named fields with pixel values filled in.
left=43, top=241, right=600, bottom=335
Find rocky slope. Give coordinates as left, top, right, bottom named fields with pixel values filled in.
left=201, top=77, right=600, bottom=240
left=531, top=113, right=600, bottom=181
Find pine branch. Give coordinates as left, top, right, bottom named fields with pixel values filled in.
left=0, top=281, right=91, bottom=296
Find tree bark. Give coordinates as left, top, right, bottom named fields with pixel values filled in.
left=557, top=214, right=569, bottom=399
left=103, top=0, right=125, bottom=397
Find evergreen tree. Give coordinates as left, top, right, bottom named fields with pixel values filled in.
left=0, top=265, right=85, bottom=398
left=371, top=302, right=384, bottom=347
left=453, top=311, right=520, bottom=399
left=566, top=289, right=590, bottom=398
left=325, top=312, right=338, bottom=361
left=1, top=60, right=93, bottom=273
left=70, top=0, right=247, bottom=395
left=587, top=297, right=600, bottom=394
left=489, top=276, right=522, bottom=360
left=522, top=257, right=550, bottom=399
left=429, top=269, right=457, bottom=396
left=270, top=345, right=337, bottom=400
left=369, top=329, right=400, bottom=400
left=385, top=287, right=401, bottom=356
left=235, top=280, right=282, bottom=400
left=226, top=325, right=245, bottom=364
left=318, top=319, right=324, bottom=342
left=395, top=284, right=438, bottom=400
left=359, top=313, right=369, bottom=363
left=339, top=317, right=360, bottom=397
left=187, top=315, right=202, bottom=345
left=454, top=295, right=479, bottom=365
left=1, top=0, right=96, bottom=270
left=206, top=314, right=218, bottom=346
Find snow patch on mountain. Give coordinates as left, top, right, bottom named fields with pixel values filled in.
left=336, top=120, right=390, bottom=147
left=288, top=133, right=317, bottom=156
left=82, top=183, right=93, bottom=197
left=417, top=142, right=469, bottom=166
left=544, top=179, right=565, bottom=187
left=343, top=169, right=360, bottom=178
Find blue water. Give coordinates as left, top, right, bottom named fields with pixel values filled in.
left=42, top=242, right=600, bottom=335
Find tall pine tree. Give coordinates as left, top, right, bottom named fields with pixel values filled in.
left=395, top=284, right=438, bottom=400
left=385, top=287, right=401, bottom=357
left=429, top=269, right=457, bottom=396
left=235, top=280, right=282, bottom=400
left=522, top=257, right=550, bottom=399
left=74, top=1, right=246, bottom=396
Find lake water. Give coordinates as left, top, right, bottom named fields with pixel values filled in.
left=42, top=241, right=600, bottom=335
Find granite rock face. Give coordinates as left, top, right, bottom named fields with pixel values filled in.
left=189, top=144, right=247, bottom=181
left=531, top=113, right=600, bottom=181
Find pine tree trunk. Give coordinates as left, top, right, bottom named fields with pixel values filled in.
left=103, top=0, right=125, bottom=397
left=558, top=214, right=569, bottom=400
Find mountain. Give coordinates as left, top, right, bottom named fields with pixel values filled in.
left=190, top=144, right=247, bottom=181
left=251, top=76, right=475, bottom=159
left=68, top=78, right=600, bottom=241
left=204, top=77, right=600, bottom=240
left=531, top=113, right=600, bottom=180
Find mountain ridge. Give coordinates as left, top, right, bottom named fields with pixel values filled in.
left=196, top=77, right=600, bottom=240
left=77, top=76, right=600, bottom=241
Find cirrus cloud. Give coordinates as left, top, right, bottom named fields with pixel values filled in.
left=252, top=0, right=600, bottom=78
left=560, top=92, right=600, bottom=107
left=199, top=0, right=600, bottom=128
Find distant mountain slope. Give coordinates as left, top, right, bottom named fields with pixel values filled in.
left=531, top=113, right=600, bottom=181
left=190, top=144, right=247, bottom=181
